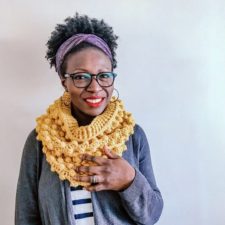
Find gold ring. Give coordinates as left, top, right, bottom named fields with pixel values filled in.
left=91, top=175, right=98, bottom=184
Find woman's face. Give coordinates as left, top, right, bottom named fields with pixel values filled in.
left=62, top=47, right=114, bottom=118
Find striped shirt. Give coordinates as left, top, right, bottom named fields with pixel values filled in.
left=70, top=186, right=95, bottom=225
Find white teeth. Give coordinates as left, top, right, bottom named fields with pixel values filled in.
left=86, top=98, right=102, bottom=103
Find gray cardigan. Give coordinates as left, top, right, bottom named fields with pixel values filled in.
left=15, top=124, right=163, bottom=225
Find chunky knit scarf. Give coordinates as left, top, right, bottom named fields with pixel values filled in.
left=36, top=92, right=135, bottom=186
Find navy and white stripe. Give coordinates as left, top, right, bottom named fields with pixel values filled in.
left=70, top=186, right=95, bottom=225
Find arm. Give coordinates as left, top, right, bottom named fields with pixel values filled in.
left=74, top=125, right=163, bottom=224
left=118, top=125, right=163, bottom=225
left=15, top=130, right=42, bottom=225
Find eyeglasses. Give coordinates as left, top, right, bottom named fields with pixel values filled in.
left=64, top=72, right=117, bottom=88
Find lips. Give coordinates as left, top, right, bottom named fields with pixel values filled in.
left=84, top=96, right=105, bottom=107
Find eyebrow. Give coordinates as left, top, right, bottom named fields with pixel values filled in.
left=71, top=68, right=89, bottom=73
left=71, top=68, right=111, bottom=73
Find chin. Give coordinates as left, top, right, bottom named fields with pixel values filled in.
left=82, top=99, right=109, bottom=117
left=84, top=108, right=105, bottom=117
left=71, top=98, right=110, bottom=119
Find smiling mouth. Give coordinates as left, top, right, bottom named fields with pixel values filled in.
left=84, top=97, right=105, bottom=107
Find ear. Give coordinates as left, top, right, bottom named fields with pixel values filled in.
left=60, top=77, right=68, bottom=92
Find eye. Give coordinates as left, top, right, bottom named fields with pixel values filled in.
left=72, top=73, right=91, bottom=80
left=98, top=72, right=114, bottom=79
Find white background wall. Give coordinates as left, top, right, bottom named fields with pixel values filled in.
left=0, top=0, right=225, bottom=225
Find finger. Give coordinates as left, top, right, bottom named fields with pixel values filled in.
left=74, top=175, right=90, bottom=183
left=85, top=184, right=106, bottom=192
left=76, top=165, right=103, bottom=175
left=81, top=154, right=108, bottom=165
left=104, top=146, right=120, bottom=159
left=74, top=175, right=103, bottom=184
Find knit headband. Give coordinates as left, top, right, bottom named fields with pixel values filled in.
left=55, top=34, right=113, bottom=77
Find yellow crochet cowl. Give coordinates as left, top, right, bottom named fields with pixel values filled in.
left=36, top=92, right=135, bottom=187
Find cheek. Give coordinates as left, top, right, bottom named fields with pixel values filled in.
left=108, top=86, right=114, bottom=98
left=70, top=91, right=81, bottom=100
left=67, top=85, right=83, bottom=102
left=108, top=84, right=114, bottom=93
left=102, top=87, right=113, bottom=109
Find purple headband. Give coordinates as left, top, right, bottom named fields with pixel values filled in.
left=55, top=33, right=113, bottom=76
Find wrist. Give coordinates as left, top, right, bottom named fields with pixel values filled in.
left=120, top=166, right=136, bottom=191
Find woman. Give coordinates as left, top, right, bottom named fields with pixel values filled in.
left=15, top=13, right=163, bottom=225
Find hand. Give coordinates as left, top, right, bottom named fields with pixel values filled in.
left=74, top=146, right=135, bottom=192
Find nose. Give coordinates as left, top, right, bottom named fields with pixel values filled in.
left=86, top=76, right=102, bottom=92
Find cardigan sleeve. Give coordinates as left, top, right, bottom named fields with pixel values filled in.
left=15, top=130, right=43, bottom=225
left=119, top=125, right=163, bottom=225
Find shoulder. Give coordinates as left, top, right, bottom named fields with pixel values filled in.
left=26, top=129, right=38, bottom=142
left=22, top=129, right=42, bottom=163
left=132, top=124, right=149, bottom=145
left=125, top=124, right=150, bottom=156
left=124, top=124, right=151, bottom=165
left=133, top=124, right=146, bottom=136
left=23, top=129, right=39, bottom=150
left=17, top=129, right=43, bottom=190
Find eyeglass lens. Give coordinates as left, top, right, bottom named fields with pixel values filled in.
left=71, top=72, right=116, bottom=88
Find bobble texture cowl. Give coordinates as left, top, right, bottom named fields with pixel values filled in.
left=36, top=92, right=135, bottom=186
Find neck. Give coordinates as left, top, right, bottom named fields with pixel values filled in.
left=71, top=104, right=95, bottom=126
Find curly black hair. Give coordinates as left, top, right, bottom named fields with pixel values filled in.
left=46, top=13, right=118, bottom=75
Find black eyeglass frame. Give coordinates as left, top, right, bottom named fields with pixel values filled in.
left=64, top=72, right=117, bottom=88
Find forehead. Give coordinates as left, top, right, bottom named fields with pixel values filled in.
left=65, top=47, right=112, bottom=72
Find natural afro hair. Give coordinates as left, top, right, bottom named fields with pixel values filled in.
left=46, top=13, right=118, bottom=73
